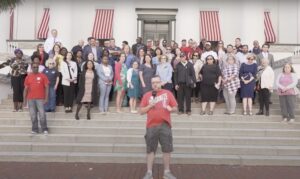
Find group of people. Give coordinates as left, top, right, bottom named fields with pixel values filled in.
left=0, top=29, right=299, bottom=127
left=0, top=28, right=299, bottom=179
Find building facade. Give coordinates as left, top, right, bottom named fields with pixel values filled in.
left=0, top=0, right=300, bottom=52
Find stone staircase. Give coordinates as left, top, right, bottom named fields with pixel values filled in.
left=0, top=94, right=299, bottom=166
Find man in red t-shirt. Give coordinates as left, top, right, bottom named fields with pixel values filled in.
left=24, top=62, right=49, bottom=135
left=140, top=75, right=178, bottom=179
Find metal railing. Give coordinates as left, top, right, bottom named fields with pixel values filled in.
left=6, top=39, right=45, bottom=54
left=271, top=43, right=300, bottom=55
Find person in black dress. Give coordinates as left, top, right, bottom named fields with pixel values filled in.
left=200, top=55, right=222, bottom=115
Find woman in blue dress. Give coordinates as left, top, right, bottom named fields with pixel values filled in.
left=240, top=54, right=257, bottom=115
left=127, top=61, right=140, bottom=113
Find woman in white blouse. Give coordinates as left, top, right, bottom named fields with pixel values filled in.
left=256, top=58, right=274, bottom=116
left=61, top=51, right=78, bottom=113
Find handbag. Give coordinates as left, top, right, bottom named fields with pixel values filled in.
left=294, top=87, right=300, bottom=99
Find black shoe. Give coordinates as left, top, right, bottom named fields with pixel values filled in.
left=269, top=101, right=273, bottom=104
left=75, top=114, right=79, bottom=120
left=87, top=114, right=91, bottom=120
left=265, top=111, right=270, bottom=116
left=201, top=111, right=206, bottom=115
left=208, top=111, right=213, bottom=115
left=256, top=110, right=264, bottom=115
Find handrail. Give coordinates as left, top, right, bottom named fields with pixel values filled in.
left=271, top=43, right=300, bottom=46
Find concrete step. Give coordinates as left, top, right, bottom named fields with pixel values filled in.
left=1, top=118, right=300, bottom=129
left=1, top=152, right=300, bottom=166
left=0, top=108, right=297, bottom=116
left=0, top=114, right=288, bottom=121
left=0, top=103, right=294, bottom=110
left=0, top=126, right=300, bottom=137
left=1, top=133, right=300, bottom=146
left=0, top=142, right=299, bottom=156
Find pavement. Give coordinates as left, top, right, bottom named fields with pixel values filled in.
left=0, top=162, right=300, bottom=179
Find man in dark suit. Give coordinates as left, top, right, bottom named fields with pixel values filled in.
left=256, top=44, right=274, bottom=68
left=174, top=52, right=196, bottom=115
left=83, top=37, right=102, bottom=62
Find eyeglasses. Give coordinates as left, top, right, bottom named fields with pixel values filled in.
left=207, top=58, right=213, bottom=60
left=193, top=55, right=199, bottom=57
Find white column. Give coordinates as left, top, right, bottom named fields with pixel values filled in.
left=171, top=20, right=175, bottom=41
left=137, top=20, right=142, bottom=37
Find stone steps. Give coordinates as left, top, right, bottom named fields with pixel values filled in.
left=0, top=142, right=299, bottom=156
left=1, top=133, right=300, bottom=146
left=0, top=102, right=293, bottom=110
left=0, top=118, right=299, bottom=129
left=0, top=126, right=300, bottom=137
left=0, top=152, right=300, bottom=166
left=0, top=92, right=300, bottom=166
left=0, top=109, right=297, bottom=116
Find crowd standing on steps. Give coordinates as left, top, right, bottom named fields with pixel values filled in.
left=0, top=29, right=299, bottom=134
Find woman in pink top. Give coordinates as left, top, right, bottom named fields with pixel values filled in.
left=276, top=63, right=298, bottom=122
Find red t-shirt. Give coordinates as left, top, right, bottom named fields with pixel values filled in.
left=24, top=73, right=49, bottom=99
left=181, top=47, right=193, bottom=57
left=140, top=89, right=178, bottom=128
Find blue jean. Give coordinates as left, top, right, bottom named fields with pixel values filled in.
left=28, top=99, right=48, bottom=132
left=44, top=86, right=56, bottom=111
left=99, top=83, right=112, bottom=112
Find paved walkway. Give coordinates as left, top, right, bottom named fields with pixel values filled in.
left=0, top=162, right=300, bottom=179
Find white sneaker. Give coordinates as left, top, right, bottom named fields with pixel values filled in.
left=31, top=131, right=38, bottom=134
left=163, top=171, right=177, bottom=179
left=131, top=110, right=138, bottom=114
left=142, top=172, right=153, bottom=179
left=289, top=119, right=295, bottom=123
left=43, top=131, right=49, bottom=135
left=281, top=118, right=288, bottom=123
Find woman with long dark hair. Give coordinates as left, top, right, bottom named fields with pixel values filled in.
left=139, top=54, right=156, bottom=95
left=75, top=60, right=98, bottom=120
left=31, top=44, right=49, bottom=66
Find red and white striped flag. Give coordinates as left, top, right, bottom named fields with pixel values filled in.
left=200, top=11, right=222, bottom=41
left=92, top=9, right=114, bottom=39
left=264, top=12, right=276, bottom=43
left=37, top=8, right=50, bottom=39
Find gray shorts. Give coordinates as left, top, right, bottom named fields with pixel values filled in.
left=144, top=122, right=173, bottom=153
